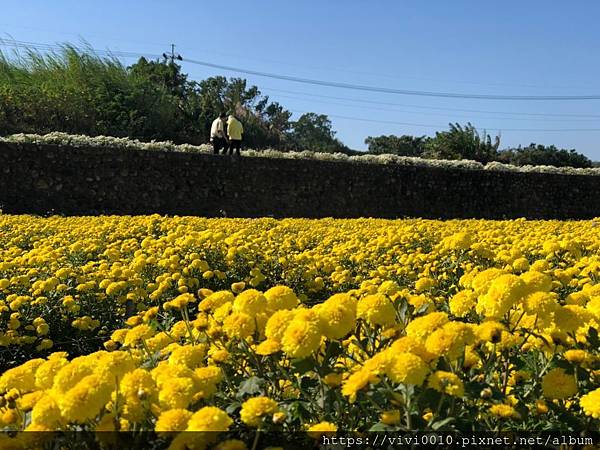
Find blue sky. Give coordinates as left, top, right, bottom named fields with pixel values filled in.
left=2, top=1, right=600, bottom=157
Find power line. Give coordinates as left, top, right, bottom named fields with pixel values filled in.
left=4, top=38, right=600, bottom=102
left=256, top=86, right=600, bottom=119
left=272, top=93, right=600, bottom=123
left=176, top=53, right=599, bottom=92
left=0, top=38, right=159, bottom=60
left=288, top=110, right=600, bottom=132
left=182, top=57, right=600, bottom=101
left=3, top=26, right=595, bottom=91
left=3, top=38, right=600, bottom=132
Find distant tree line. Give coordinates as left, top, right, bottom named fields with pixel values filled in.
left=366, top=123, right=593, bottom=168
left=0, top=45, right=594, bottom=167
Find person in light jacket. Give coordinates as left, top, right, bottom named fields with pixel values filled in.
left=226, top=114, right=243, bottom=156
left=210, top=112, right=228, bottom=154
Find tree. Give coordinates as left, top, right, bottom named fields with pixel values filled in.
left=262, top=101, right=293, bottom=134
left=365, top=134, right=428, bottom=156
left=498, top=143, right=592, bottom=168
left=129, top=57, right=189, bottom=98
left=424, top=122, right=500, bottom=163
left=289, top=113, right=349, bottom=153
left=257, top=100, right=294, bottom=148
left=223, top=78, right=260, bottom=114
left=193, top=76, right=295, bottom=148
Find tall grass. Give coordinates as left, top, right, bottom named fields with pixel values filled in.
left=0, top=45, right=181, bottom=139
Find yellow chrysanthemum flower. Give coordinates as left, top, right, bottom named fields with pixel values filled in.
left=240, top=397, right=279, bottom=427
left=541, top=368, right=577, bottom=399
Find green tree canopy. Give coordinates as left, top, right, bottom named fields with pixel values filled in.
left=365, top=125, right=593, bottom=168
left=129, top=57, right=189, bottom=97
left=365, top=134, right=428, bottom=156
left=498, top=143, right=592, bottom=168
left=290, top=113, right=349, bottom=153
left=424, top=122, right=500, bottom=163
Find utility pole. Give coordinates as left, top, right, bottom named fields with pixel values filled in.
left=162, top=44, right=182, bottom=64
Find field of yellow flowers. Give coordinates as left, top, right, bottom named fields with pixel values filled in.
left=1, top=214, right=600, bottom=448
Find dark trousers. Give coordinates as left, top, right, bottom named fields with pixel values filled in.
left=212, top=137, right=227, bottom=154
left=228, top=139, right=242, bottom=155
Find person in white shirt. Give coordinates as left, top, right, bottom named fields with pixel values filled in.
left=210, top=112, right=228, bottom=155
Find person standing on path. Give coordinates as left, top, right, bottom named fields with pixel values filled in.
left=210, top=112, right=228, bottom=154
left=227, top=114, right=244, bottom=156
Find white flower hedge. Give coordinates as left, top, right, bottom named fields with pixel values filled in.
left=2, top=132, right=599, bottom=176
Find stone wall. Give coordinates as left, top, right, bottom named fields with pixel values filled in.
left=1, top=142, right=599, bottom=219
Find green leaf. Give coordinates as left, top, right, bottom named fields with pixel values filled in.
left=236, top=376, right=265, bottom=398
left=490, top=388, right=505, bottom=401
left=288, top=401, right=312, bottom=421
left=415, top=302, right=432, bottom=315
left=554, top=359, right=574, bottom=372
left=397, top=299, right=409, bottom=323
left=368, top=389, right=388, bottom=406
left=513, top=357, right=528, bottom=371
left=464, top=381, right=487, bottom=398
left=291, top=358, right=315, bottom=375
left=587, top=327, right=600, bottom=348
left=300, top=376, right=319, bottom=391
left=368, top=422, right=392, bottom=432
left=225, top=401, right=241, bottom=415
left=324, top=341, right=342, bottom=360
left=418, top=388, right=442, bottom=409
left=430, top=417, right=455, bottom=430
